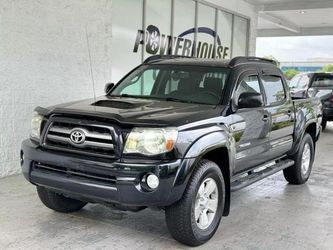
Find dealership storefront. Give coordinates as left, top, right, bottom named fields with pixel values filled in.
left=110, top=0, right=254, bottom=82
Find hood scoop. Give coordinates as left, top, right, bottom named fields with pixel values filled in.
left=92, top=100, right=142, bottom=109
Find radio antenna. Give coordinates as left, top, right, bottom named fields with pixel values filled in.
left=85, top=25, right=97, bottom=102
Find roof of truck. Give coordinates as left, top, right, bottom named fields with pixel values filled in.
left=143, top=56, right=278, bottom=68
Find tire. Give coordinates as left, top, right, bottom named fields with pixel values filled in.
left=37, top=186, right=87, bottom=213
left=283, top=133, right=314, bottom=184
left=165, top=160, right=225, bottom=246
left=322, top=118, right=327, bottom=131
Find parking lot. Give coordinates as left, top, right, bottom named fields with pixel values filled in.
left=1, top=124, right=332, bottom=250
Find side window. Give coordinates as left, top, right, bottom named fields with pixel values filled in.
left=289, top=75, right=301, bottom=89
left=312, top=75, right=333, bottom=87
left=298, top=74, right=310, bottom=88
left=120, top=69, right=159, bottom=95
left=261, top=75, right=286, bottom=105
left=234, top=75, right=262, bottom=103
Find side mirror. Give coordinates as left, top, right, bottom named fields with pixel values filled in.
left=307, top=87, right=317, bottom=98
left=238, top=92, right=263, bottom=109
left=104, top=82, right=115, bottom=94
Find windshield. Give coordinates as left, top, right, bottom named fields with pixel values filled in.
left=109, top=64, right=230, bottom=105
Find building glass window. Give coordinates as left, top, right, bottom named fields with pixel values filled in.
left=232, top=16, right=248, bottom=57
left=145, top=0, right=172, bottom=59
left=173, top=0, right=196, bottom=56
left=197, top=3, right=216, bottom=58
left=217, top=10, right=232, bottom=59
left=110, top=0, right=251, bottom=82
left=111, top=0, right=143, bottom=82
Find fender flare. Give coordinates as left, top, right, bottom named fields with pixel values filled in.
left=290, top=119, right=318, bottom=155
left=171, top=131, right=235, bottom=216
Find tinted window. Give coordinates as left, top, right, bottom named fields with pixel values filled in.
left=289, top=75, right=301, bottom=89
left=289, top=74, right=310, bottom=89
left=261, top=75, right=286, bottom=105
left=312, top=75, right=333, bottom=87
left=298, top=75, right=310, bottom=88
left=234, top=75, right=261, bottom=104
left=111, top=65, right=230, bottom=105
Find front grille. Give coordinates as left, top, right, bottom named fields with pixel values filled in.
left=44, top=120, right=117, bottom=158
left=33, top=162, right=117, bottom=187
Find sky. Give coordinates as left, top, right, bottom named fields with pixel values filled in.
left=256, top=36, right=333, bottom=62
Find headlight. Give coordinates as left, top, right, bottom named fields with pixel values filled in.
left=124, top=127, right=178, bottom=156
left=30, top=112, right=43, bottom=140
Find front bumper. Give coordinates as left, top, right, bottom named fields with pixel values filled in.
left=21, top=139, right=188, bottom=207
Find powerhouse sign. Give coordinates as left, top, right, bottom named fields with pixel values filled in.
left=133, top=25, right=230, bottom=59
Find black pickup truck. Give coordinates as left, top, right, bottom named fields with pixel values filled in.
left=21, top=56, right=322, bottom=246
left=289, top=72, right=333, bottom=130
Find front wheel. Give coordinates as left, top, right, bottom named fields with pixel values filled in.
left=165, top=160, right=225, bottom=246
left=283, top=133, right=314, bottom=184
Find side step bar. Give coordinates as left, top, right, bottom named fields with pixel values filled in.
left=231, top=159, right=295, bottom=192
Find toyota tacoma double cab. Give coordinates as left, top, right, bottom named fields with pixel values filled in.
left=21, top=56, right=322, bottom=246
left=289, top=72, right=333, bottom=130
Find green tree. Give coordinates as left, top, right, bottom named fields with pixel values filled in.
left=284, top=69, right=299, bottom=80
left=321, top=64, right=333, bottom=72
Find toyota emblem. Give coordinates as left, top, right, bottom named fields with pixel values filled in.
left=70, top=129, right=86, bottom=144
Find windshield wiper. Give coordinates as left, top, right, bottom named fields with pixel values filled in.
left=164, top=97, right=190, bottom=103
left=110, top=94, right=150, bottom=99
left=164, top=97, right=208, bottom=105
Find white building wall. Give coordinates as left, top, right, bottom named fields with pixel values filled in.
left=0, top=0, right=258, bottom=178
left=0, top=0, right=113, bottom=177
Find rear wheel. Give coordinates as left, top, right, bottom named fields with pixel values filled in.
left=37, top=186, right=87, bottom=213
left=283, top=133, right=314, bottom=184
left=165, top=160, right=225, bottom=246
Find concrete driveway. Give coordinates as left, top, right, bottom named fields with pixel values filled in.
left=1, top=124, right=333, bottom=250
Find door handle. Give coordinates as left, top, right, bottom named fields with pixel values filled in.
left=262, top=115, right=269, bottom=122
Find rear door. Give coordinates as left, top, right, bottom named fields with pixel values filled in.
left=260, top=72, right=295, bottom=158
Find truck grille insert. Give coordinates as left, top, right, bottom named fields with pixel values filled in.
left=44, top=120, right=117, bottom=158
left=33, top=163, right=117, bottom=187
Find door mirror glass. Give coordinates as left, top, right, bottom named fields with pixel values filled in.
left=105, top=82, right=115, bottom=94
left=238, top=92, right=263, bottom=109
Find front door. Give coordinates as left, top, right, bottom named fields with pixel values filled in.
left=232, top=72, right=271, bottom=174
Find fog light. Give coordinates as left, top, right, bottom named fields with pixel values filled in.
left=146, top=174, right=159, bottom=189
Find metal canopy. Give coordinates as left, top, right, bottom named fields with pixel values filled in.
left=246, top=0, right=333, bottom=37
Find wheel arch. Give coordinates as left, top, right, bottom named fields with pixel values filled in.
left=290, top=121, right=318, bottom=156
left=305, top=122, right=317, bottom=143
left=173, top=131, right=234, bottom=216
left=201, top=147, right=231, bottom=216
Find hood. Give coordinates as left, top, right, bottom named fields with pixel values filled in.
left=43, top=96, right=224, bottom=127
